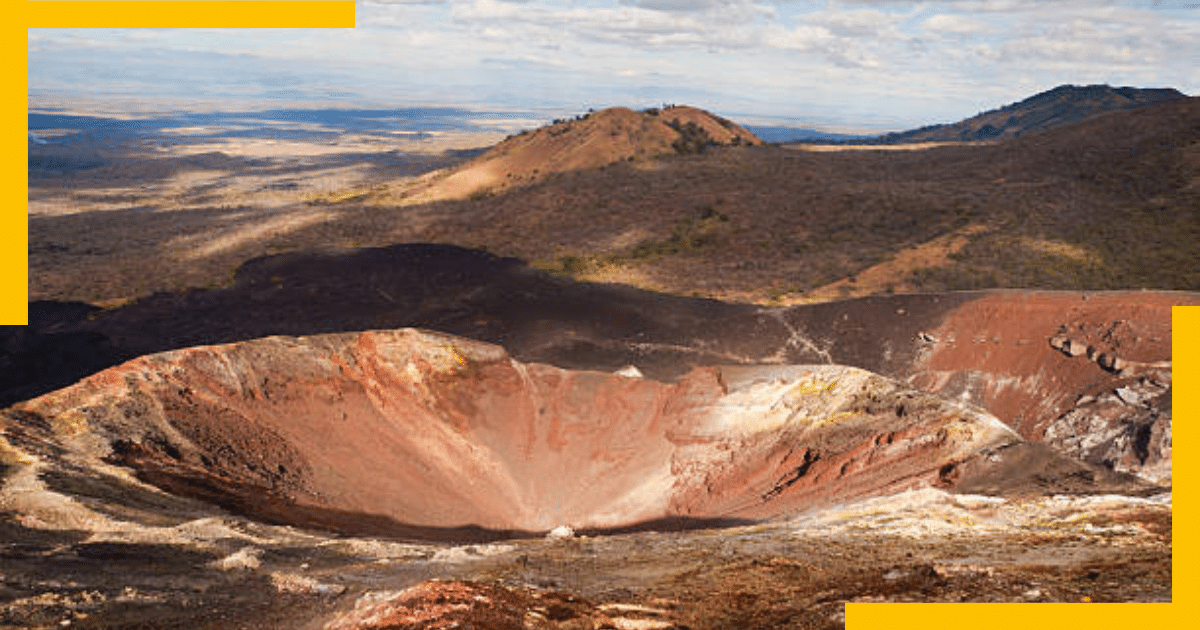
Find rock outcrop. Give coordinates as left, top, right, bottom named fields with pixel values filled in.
left=905, top=291, right=1179, bottom=483
left=1042, top=377, right=1172, bottom=484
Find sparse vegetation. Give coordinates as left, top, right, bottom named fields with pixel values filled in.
left=532, top=206, right=733, bottom=280
left=629, top=206, right=730, bottom=259
left=667, top=118, right=720, bottom=154
left=25, top=99, right=1200, bottom=305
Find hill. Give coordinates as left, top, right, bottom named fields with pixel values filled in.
left=389, top=105, right=762, bottom=203
left=343, top=96, right=1197, bottom=304
left=873, top=84, right=1186, bottom=143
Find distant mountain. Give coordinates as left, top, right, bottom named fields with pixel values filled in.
left=393, top=105, right=762, bottom=203
left=872, top=84, right=1187, bottom=144
left=745, top=125, right=865, bottom=144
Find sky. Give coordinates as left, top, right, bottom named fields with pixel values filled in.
left=27, top=0, right=1200, bottom=132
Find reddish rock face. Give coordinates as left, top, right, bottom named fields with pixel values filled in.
left=7, top=328, right=1099, bottom=537
left=912, top=292, right=1175, bottom=434
left=906, top=291, right=1179, bottom=482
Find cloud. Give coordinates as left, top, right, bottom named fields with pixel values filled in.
left=446, top=0, right=775, bottom=51
left=29, top=0, right=1200, bottom=129
left=810, top=7, right=907, bottom=37
left=991, top=3, right=1200, bottom=68
left=921, top=13, right=992, bottom=36
left=831, top=0, right=1108, bottom=6
left=620, top=0, right=769, bottom=14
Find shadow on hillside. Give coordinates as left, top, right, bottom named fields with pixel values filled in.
left=3, top=243, right=974, bottom=408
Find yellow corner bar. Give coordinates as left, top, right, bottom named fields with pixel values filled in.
left=847, top=602, right=1177, bottom=629
left=5, top=8, right=29, bottom=324
left=25, top=2, right=356, bottom=29
left=1173, top=305, right=1195, bottom=602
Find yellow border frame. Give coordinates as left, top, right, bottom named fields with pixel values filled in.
left=25, top=1, right=355, bottom=29
left=10, top=3, right=1187, bottom=630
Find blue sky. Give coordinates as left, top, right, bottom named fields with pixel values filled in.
left=28, top=0, right=1200, bottom=132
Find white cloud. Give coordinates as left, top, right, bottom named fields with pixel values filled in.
left=445, top=0, right=775, bottom=51
left=832, top=0, right=1110, bottom=7
left=763, top=23, right=835, bottom=50
left=620, top=0, right=775, bottom=17
left=989, top=3, right=1200, bottom=71
left=29, top=0, right=1200, bottom=129
left=812, top=7, right=906, bottom=37
left=921, top=13, right=992, bottom=35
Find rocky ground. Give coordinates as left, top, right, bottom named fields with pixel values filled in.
left=0, top=472, right=1171, bottom=630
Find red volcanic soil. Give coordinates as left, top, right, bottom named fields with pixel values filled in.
left=6, top=327, right=1144, bottom=540
left=910, top=291, right=1178, bottom=438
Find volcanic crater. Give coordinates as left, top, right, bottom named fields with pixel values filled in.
left=3, top=245, right=1184, bottom=542
left=8, top=327, right=1055, bottom=539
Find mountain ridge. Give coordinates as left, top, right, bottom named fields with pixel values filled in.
left=872, top=83, right=1187, bottom=144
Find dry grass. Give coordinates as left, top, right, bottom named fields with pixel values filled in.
left=794, top=224, right=989, bottom=303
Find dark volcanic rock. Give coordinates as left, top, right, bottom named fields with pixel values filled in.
left=0, top=301, right=131, bottom=408
left=24, top=243, right=792, bottom=390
